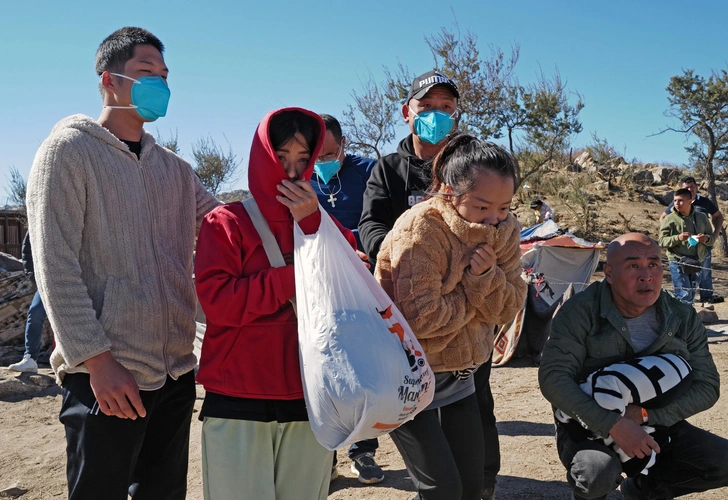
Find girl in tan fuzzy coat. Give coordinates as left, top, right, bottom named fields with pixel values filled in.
left=375, top=133, right=527, bottom=500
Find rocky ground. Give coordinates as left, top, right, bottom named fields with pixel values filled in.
left=2, top=316, right=728, bottom=500
left=4, top=171, right=728, bottom=498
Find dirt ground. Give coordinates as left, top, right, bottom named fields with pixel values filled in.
left=2, top=315, right=728, bottom=500
left=3, top=192, right=728, bottom=499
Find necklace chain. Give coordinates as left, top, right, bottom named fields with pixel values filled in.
left=316, top=173, right=342, bottom=203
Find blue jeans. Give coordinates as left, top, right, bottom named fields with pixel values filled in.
left=24, top=291, right=47, bottom=360
left=699, top=250, right=714, bottom=301
left=668, top=260, right=697, bottom=303
left=556, top=420, right=728, bottom=499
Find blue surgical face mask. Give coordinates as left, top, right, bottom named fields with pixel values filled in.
left=104, top=73, right=171, bottom=121
left=314, top=159, right=341, bottom=184
left=412, top=109, right=456, bottom=145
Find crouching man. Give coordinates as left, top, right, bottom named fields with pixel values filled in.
left=539, top=232, right=728, bottom=499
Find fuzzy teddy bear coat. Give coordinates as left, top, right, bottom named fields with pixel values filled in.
left=375, top=196, right=527, bottom=372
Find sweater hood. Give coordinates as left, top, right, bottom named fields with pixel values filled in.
left=248, top=107, right=325, bottom=222
left=50, top=113, right=157, bottom=156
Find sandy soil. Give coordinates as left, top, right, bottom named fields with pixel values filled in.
left=2, top=315, right=728, bottom=499
left=3, top=192, right=728, bottom=499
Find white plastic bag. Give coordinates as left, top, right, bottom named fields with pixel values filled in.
left=294, top=207, right=435, bottom=450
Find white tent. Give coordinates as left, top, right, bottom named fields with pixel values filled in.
left=493, top=227, right=603, bottom=366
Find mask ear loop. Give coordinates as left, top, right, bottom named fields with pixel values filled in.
left=102, top=73, right=141, bottom=110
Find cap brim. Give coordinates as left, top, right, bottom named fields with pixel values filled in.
left=410, top=83, right=459, bottom=102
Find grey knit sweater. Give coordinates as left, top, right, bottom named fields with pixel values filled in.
left=27, top=114, right=219, bottom=389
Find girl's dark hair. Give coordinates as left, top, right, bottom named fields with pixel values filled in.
left=269, top=111, right=320, bottom=153
left=430, top=133, right=519, bottom=197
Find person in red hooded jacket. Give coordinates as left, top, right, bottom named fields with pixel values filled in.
left=195, top=108, right=357, bottom=500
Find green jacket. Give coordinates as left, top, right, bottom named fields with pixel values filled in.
left=538, top=279, right=719, bottom=438
left=659, top=207, right=714, bottom=262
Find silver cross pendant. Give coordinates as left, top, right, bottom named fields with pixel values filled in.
left=328, top=193, right=338, bottom=208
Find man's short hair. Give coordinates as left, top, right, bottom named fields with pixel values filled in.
left=95, top=27, right=164, bottom=81
left=320, top=114, right=343, bottom=144
left=675, top=188, right=692, bottom=198
left=682, top=176, right=697, bottom=185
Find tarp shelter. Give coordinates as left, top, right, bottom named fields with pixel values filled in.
left=493, top=223, right=603, bottom=366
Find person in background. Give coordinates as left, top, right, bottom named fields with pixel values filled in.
left=660, top=176, right=724, bottom=304
left=530, top=199, right=554, bottom=224
left=7, top=232, right=47, bottom=374
left=312, top=114, right=375, bottom=260
left=539, top=233, right=728, bottom=500
left=311, top=114, right=382, bottom=484
left=659, top=188, right=714, bottom=304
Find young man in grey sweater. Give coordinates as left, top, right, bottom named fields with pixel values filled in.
left=26, top=27, right=219, bottom=500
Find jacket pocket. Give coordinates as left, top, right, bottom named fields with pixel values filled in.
left=98, top=276, right=122, bottom=333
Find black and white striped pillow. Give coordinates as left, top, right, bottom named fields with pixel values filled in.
left=555, top=354, right=693, bottom=477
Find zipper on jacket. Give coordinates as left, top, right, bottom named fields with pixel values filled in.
left=137, top=155, right=171, bottom=373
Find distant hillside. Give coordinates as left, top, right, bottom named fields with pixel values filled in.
left=216, top=189, right=251, bottom=203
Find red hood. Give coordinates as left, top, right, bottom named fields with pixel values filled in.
left=248, top=107, right=325, bottom=222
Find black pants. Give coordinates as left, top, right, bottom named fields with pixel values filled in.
left=475, top=355, right=499, bottom=491
left=391, top=392, right=485, bottom=500
left=557, top=420, right=728, bottom=499
left=348, top=438, right=378, bottom=459
left=60, top=371, right=196, bottom=500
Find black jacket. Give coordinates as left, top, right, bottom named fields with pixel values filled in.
left=21, top=231, right=34, bottom=279
left=358, top=135, right=431, bottom=263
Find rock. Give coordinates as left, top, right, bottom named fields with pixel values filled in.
left=632, top=170, right=654, bottom=185
left=715, top=182, right=728, bottom=201
left=0, top=326, right=24, bottom=344
left=0, top=485, right=28, bottom=498
left=28, top=374, right=54, bottom=388
left=566, top=163, right=582, bottom=172
left=696, top=308, right=719, bottom=324
left=0, top=370, right=43, bottom=400
left=650, top=167, right=682, bottom=186
left=574, top=151, right=596, bottom=171
left=609, top=156, right=626, bottom=167
left=588, top=180, right=610, bottom=196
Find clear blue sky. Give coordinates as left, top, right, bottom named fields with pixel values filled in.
left=2, top=0, right=727, bottom=196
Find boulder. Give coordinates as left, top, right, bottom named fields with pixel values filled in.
left=0, top=485, right=28, bottom=498
left=632, top=170, right=654, bottom=185
left=28, top=374, right=55, bottom=388
left=0, top=370, right=43, bottom=400
left=588, top=180, right=610, bottom=196
left=650, top=167, right=682, bottom=186
left=696, top=308, right=719, bottom=324
left=574, top=151, right=596, bottom=171
left=715, top=182, right=728, bottom=201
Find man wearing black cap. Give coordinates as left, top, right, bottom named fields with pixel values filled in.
left=358, top=70, right=459, bottom=265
